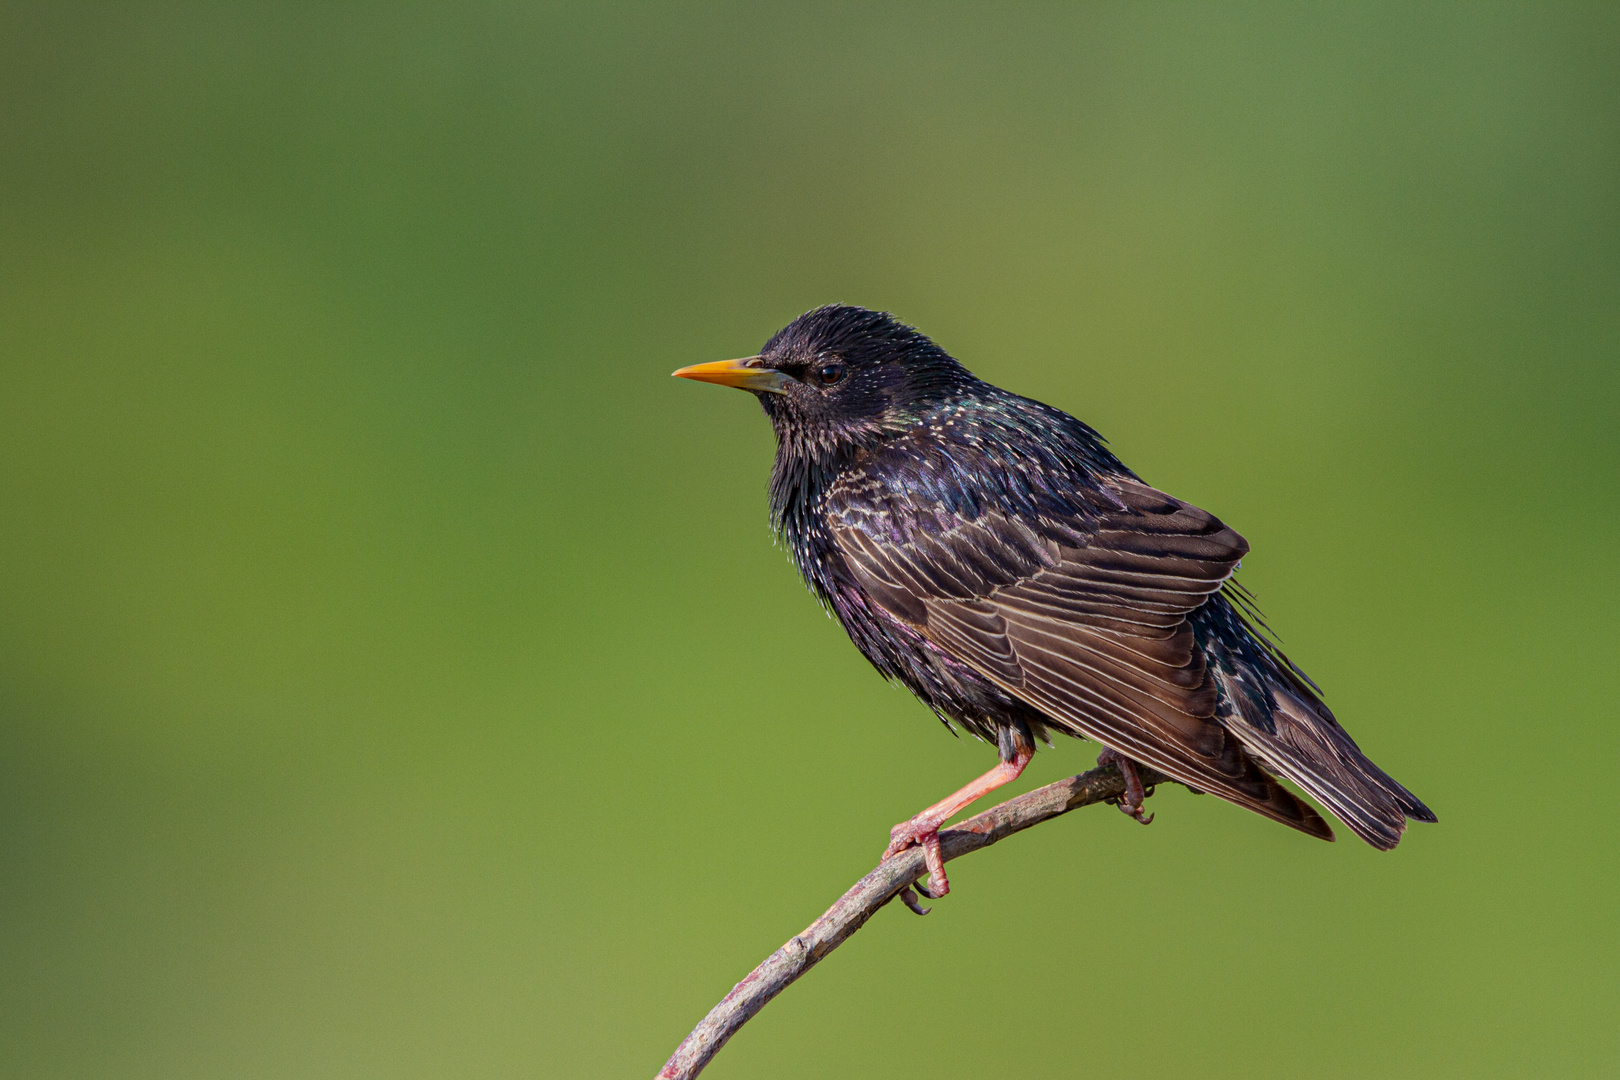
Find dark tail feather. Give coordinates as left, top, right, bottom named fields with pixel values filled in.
left=1196, top=590, right=1434, bottom=849
left=1228, top=682, right=1434, bottom=850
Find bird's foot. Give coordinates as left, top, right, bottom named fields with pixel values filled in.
left=884, top=816, right=950, bottom=900
left=1098, top=748, right=1155, bottom=825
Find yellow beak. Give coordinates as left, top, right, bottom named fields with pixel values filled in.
left=672, top=356, right=791, bottom=395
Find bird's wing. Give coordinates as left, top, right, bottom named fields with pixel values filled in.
left=831, top=478, right=1332, bottom=839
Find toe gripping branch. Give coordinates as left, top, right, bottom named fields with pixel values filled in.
left=898, top=842, right=949, bottom=914
left=1098, top=747, right=1155, bottom=825
left=884, top=740, right=1035, bottom=913
left=893, top=746, right=1155, bottom=914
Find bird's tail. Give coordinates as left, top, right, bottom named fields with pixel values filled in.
left=1197, top=594, right=1436, bottom=850
left=1225, top=679, right=1436, bottom=850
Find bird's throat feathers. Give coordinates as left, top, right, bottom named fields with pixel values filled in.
left=766, top=419, right=872, bottom=577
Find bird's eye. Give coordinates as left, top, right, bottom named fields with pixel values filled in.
left=816, top=364, right=845, bottom=386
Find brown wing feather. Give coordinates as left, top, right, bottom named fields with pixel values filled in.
left=836, top=479, right=1334, bottom=841
left=926, top=597, right=1330, bottom=838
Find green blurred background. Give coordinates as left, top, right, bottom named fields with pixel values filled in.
left=2, top=4, right=1616, bottom=1078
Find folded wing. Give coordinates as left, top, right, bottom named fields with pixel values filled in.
left=835, top=479, right=1335, bottom=840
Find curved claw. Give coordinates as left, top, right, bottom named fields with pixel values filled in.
left=899, top=886, right=932, bottom=916
left=1113, top=794, right=1155, bottom=825
left=1099, top=748, right=1156, bottom=825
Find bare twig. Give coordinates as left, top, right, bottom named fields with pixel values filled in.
left=656, top=761, right=1167, bottom=1079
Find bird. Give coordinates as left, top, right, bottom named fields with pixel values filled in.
left=674, top=304, right=1434, bottom=898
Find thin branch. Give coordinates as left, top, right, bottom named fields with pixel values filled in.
left=656, top=761, right=1168, bottom=1080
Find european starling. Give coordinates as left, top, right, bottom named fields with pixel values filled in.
left=675, top=305, right=1434, bottom=896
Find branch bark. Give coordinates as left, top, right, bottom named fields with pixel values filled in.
left=656, top=761, right=1168, bottom=1080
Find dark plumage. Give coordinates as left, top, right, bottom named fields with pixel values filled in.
left=675, top=305, right=1433, bottom=892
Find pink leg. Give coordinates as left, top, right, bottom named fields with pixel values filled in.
left=882, top=746, right=1032, bottom=899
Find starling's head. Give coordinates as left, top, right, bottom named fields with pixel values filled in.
left=673, top=305, right=972, bottom=445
